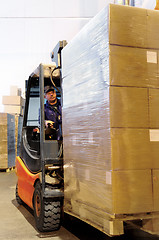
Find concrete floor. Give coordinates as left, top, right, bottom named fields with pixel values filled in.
left=1, top=170, right=159, bottom=240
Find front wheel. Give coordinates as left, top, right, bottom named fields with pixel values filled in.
left=33, top=182, right=61, bottom=232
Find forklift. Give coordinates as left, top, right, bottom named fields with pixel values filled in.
left=15, top=41, right=67, bottom=232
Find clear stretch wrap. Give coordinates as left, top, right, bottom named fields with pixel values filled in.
left=62, top=4, right=159, bottom=234
left=0, top=113, right=16, bottom=169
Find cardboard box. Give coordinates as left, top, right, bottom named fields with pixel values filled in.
left=147, top=9, right=159, bottom=49
left=109, top=86, right=149, bottom=128
left=109, top=4, right=159, bottom=49
left=64, top=167, right=153, bottom=215
left=0, top=154, right=8, bottom=168
left=112, top=170, right=153, bottom=214
left=2, top=96, right=25, bottom=106
left=149, top=88, right=159, bottom=128
left=109, top=45, right=159, bottom=88
left=3, top=105, right=24, bottom=115
left=149, top=130, right=159, bottom=169
left=10, top=86, right=21, bottom=96
left=152, top=169, right=159, bottom=211
left=63, top=126, right=153, bottom=171
left=0, top=113, right=15, bottom=169
left=111, top=128, right=151, bottom=170
left=109, top=4, right=147, bottom=48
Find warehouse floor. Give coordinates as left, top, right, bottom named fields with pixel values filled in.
left=0, top=170, right=159, bottom=240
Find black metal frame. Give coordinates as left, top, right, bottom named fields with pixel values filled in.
left=39, top=64, right=64, bottom=199
left=39, top=64, right=45, bottom=195
left=50, top=40, right=67, bottom=68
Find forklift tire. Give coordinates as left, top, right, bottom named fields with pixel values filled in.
left=16, top=183, right=23, bottom=205
left=33, top=182, right=61, bottom=232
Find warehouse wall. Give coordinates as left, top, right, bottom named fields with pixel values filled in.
left=135, top=0, right=143, bottom=7
left=0, top=0, right=114, bottom=110
left=142, top=0, right=156, bottom=9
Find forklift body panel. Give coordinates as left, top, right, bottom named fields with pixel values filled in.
left=16, top=156, right=40, bottom=209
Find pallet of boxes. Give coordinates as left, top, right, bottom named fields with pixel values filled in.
left=62, top=4, right=159, bottom=236
left=0, top=86, right=24, bottom=170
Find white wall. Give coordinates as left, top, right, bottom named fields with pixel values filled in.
left=141, top=0, right=156, bottom=9
left=135, top=0, right=143, bottom=7
left=0, top=0, right=112, bottom=111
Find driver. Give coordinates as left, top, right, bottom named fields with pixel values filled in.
left=44, top=85, right=62, bottom=140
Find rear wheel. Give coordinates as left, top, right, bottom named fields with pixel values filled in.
left=15, top=183, right=23, bottom=205
left=33, top=182, right=61, bottom=232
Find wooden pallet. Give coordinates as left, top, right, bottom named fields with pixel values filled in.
left=0, top=166, right=15, bottom=172
left=65, top=207, right=159, bottom=237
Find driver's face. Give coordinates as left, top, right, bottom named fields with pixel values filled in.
left=45, top=90, right=57, bottom=104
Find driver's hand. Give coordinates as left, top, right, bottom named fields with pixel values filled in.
left=45, top=120, right=54, bottom=128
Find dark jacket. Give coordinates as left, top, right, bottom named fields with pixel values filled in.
left=44, top=99, right=62, bottom=126
left=39, top=99, right=62, bottom=140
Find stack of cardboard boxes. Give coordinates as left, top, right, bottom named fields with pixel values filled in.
left=0, top=86, right=24, bottom=169
left=0, top=113, right=15, bottom=169
left=62, top=4, right=159, bottom=235
left=2, top=86, right=25, bottom=116
left=108, top=4, right=159, bottom=213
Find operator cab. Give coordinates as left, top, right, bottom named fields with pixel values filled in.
left=20, top=64, right=62, bottom=173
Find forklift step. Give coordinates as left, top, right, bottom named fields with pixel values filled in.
left=43, top=188, right=64, bottom=199
left=44, top=159, right=63, bottom=165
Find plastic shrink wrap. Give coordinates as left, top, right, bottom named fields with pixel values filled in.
left=15, top=115, right=23, bottom=156
left=62, top=3, right=159, bottom=235
left=0, top=113, right=15, bottom=169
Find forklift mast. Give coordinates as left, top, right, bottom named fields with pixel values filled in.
left=50, top=40, right=67, bottom=68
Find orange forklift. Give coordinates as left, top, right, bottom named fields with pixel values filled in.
left=15, top=41, right=67, bottom=232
